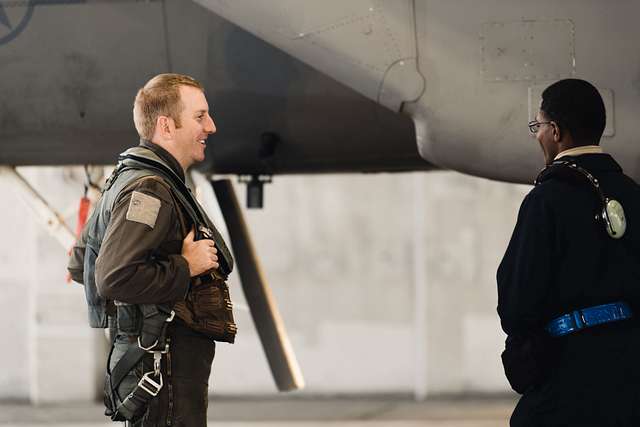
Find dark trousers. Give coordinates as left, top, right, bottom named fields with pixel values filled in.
left=116, top=320, right=216, bottom=427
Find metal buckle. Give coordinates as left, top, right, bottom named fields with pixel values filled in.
left=199, top=225, right=213, bottom=239
left=138, top=337, right=170, bottom=354
left=137, top=337, right=159, bottom=351
left=137, top=310, right=174, bottom=351
left=138, top=371, right=163, bottom=397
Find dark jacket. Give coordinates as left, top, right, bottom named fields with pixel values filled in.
left=68, top=140, right=236, bottom=342
left=68, top=141, right=191, bottom=305
left=498, top=153, right=640, bottom=425
left=498, top=154, right=640, bottom=335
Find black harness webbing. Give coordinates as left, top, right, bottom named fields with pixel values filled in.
left=102, top=148, right=234, bottom=422
left=119, top=153, right=233, bottom=276
left=109, top=346, right=145, bottom=395
left=105, top=306, right=174, bottom=422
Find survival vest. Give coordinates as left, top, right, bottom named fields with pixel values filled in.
left=78, top=144, right=236, bottom=422
left=80, top=144, right=235, bottom=337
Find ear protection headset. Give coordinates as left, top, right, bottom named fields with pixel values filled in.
left=534, top=160, right=627, bottom=239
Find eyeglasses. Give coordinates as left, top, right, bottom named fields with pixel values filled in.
left=528, top=120, right=552, bottom=134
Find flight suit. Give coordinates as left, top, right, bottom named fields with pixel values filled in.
left=498, top=153, right=640, bottom=426
left=68, top=141, right=228, bottom=426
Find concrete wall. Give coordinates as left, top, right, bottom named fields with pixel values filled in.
left=0, top=168, right=106, bottom=403
left=0, top=167, right=530, bottom=401
left=0, top=171, right=34, bottom=401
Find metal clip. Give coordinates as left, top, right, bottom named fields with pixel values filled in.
left=138, top=337, right=159, bottom=352
left=199, top=225, right=213, bottom=239
left=138, top=339, right=170, bottom=353
left=153, top=352, right=162, bottom=376
left=138, top=371, right=163, bottom=397
left=137, top=311, right=175, bottom=352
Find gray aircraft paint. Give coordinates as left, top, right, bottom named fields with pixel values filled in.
left=0, top=1, right=34, bottom=45
left=3, top=0, right=637, bottom=183
left=196, top=0, right=640, bottom=184
left=0, top=0, right=430, bottom=175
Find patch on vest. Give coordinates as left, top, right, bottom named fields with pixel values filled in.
left=126, top=191, right=161, bottom=229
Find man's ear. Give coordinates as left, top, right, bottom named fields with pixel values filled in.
left=552, top=122, right=562, bottom=142
left=157, top=116, right=174, bottom=140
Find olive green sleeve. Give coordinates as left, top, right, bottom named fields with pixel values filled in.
left=95, top=177, right=190, bottom=304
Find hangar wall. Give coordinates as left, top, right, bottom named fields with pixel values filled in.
left=0, top=167, right=529, bottom=402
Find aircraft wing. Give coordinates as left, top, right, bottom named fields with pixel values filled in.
left=195, top=0, right=640, bottom=184
left=0, top=0, right=433, bottom=175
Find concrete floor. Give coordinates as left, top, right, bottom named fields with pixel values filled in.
left=0, top=395, right=517, bottom=426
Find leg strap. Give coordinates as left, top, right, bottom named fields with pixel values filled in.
left=105, top=305, right=175, bottom=422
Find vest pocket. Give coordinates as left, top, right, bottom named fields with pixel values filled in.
left=191, top=283, right=223, bottom=318
left=83, top=243, right=108, bottom=328
left=116, top=303, right=142, bottom=335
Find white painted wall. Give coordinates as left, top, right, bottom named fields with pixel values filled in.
left=0, top=171, right=34, bottom=401
left=0, top=167, right=530, bottom=401
left=0, top=167, right=106, bottom=403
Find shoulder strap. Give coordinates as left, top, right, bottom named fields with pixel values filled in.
left=118, top=153, right=234, bottom=276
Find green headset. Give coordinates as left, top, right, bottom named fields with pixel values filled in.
left=534, top=160, right=627, bottom=239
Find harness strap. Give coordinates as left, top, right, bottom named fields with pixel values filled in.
left=106, top=306, right=175, bottom=422
left=109, top=345, right=146, bottom=394
left=115, top=354, right=166, bottom=421
left=119, top=153, right=233, bottom=276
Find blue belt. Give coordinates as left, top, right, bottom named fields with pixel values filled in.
left=546, top=302, right=633, bottom=337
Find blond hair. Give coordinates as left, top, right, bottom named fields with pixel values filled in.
left=133, top=73, right=204, bottom=140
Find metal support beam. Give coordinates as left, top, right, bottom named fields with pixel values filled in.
left=212, top=178, right=305, bottom=391
left=0, top=167, right=75, bottom=250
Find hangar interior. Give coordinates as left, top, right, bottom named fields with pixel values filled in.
left=0, top=167, right=529, bottom=402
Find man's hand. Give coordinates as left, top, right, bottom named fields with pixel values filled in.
left=181, top=228, right=219, bottom=277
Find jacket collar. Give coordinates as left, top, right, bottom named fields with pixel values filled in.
left=138, top=139, right=186, bottom=182
left=554, top=145, right=603, bottom=160
left=558, top=153, right=623, bottom=174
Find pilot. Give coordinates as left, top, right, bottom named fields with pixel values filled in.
left=68, top=73, right=235, bottom=426
left=497, top=79, right=640, bottom=426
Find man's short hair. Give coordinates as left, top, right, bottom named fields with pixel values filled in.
left=540, top=78, right=606, bottom=145
left=133, top=73, right=204, bottom=140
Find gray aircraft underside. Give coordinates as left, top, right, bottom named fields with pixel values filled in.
left=3, top=0, right=640, bottom=184
left=0, top=0, right=428, bottom=175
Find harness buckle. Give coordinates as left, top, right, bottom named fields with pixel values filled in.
left=137, top=337, right=158, bottom=352
left=138, top=372, right=163, bottom=397
left=136, top=310, right=175, bottom=352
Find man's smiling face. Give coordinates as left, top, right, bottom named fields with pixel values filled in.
left=174, top=85, right=216, bottom=169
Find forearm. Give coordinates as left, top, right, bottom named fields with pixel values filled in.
left=96, top=254, right=190, bottom=304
